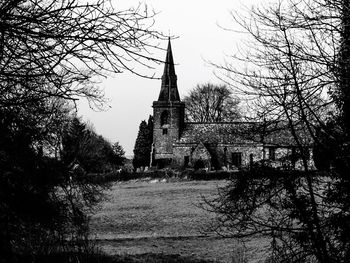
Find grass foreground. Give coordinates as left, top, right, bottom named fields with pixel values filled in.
left=14, top=252, right=216, bottom=263
left=90, top=179, right=268, bottom=263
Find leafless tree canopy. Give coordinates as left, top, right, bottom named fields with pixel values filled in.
left=183, top=83, right=241, bottom=122
left=0, top=0, right=165, bottom=108
left=203, top=170, right=347, bottom=263
left=204, top=1, right=350, bottom=262
left=213, top=0, right=350, bottom=155
left=0, top=0, right=166, bottom=258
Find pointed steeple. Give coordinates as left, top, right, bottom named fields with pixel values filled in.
left=157, top=38, right=181, bottom=101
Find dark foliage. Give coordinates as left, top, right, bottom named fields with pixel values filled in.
left=203, top=168, right=348, bottom=262
left=112, top=142, right=126, bottom=167
left=89, top=169, right=237, bottom=183
left=133, top=116, right=153, bottom=169
left=61, top=117, right=125, bottom=173
left=0, top=105, right=107, bottom=260
left=0, top=109, right=62, bottom=260
left=186, top=170, right=236, bottom=181
left=0, top=0, right=163, bottom=260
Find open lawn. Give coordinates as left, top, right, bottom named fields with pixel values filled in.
left=90, top=179, right=268, bottom=262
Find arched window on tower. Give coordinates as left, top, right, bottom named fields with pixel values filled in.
left=161, top=110, right=169, bottom=126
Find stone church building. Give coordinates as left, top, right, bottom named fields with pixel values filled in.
left=152, top=40, right=314, bottom=170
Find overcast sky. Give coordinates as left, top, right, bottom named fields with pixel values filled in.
left=77, top=0, right=264, bottom=156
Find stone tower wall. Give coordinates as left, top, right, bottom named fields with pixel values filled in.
left=153, top=101, right=185, bottom=159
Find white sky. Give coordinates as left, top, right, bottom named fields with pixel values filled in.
left=78, top=0, right=265, bottom=156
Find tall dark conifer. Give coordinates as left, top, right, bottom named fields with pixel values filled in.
left=133, top=116, right=153, bottom=169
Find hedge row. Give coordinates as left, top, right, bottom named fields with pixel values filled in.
left=88, top=166, right=323, bottom=184
left=88, top=169, right=239, bottom=183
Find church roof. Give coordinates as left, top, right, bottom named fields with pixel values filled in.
left=177, top=122, right=261, bottom=145
left=176, top=122, right=313, bottom=147
left=262, top=122, right=314, bottom=146
left=157, top=39, right=181, bottom=102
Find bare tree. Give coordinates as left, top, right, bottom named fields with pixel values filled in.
left=214, top=0, right=340, bottom=166
left=205, top=1, right=350, bottom=262
left=0, top=0, right=165, bottom=109
left=183, top=83, right=241, bottom=122
left=0, top=0, right=166, bottom=259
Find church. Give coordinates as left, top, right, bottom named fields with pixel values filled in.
left=151, top=40, right=314, bottom=170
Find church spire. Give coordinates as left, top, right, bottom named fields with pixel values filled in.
left=157, top=38, right=180, bottom=101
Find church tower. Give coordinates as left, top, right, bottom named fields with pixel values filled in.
left=152, top=39, right=185, bottom=163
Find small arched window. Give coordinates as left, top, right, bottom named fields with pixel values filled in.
left=161, top=110, right=169, bottom=126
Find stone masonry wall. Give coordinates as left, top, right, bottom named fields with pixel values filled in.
left=153, top=101, right=185, bottom=159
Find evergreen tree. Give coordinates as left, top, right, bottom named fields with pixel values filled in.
left=133, top=116, right=153, bottom=169
left=112, top=142, right=126, bottom=167
left=61, top=117, right=124, bottom=173
left=147, top=115, right=154, bottom=147
left=147, top=115, right=154, bottom=167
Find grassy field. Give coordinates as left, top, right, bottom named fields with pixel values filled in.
left=90, top=179, right=268, bottom=263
